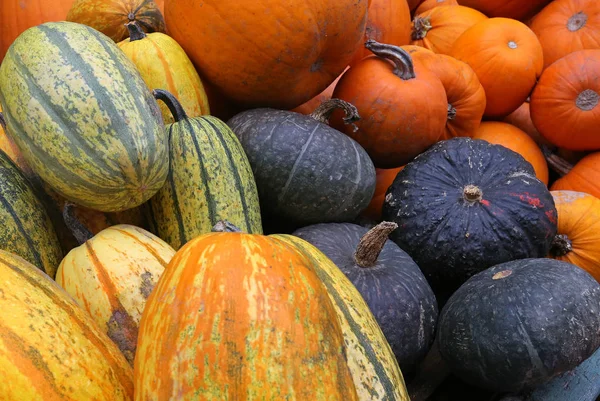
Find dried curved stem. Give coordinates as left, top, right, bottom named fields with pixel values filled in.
left=212, top=220, right=242, bottom=233
left=63, top=202, right=94, bottom=245
left=365, top=40, right=416, bottom=80
left=354, top=222, right=398, bottom=267
left=0, top=112, right=5, bottom=131
left=310, top=98, right=360, bottom=128
left=412, top=17, right=432, bottom=40
left=125, top=20, right=147, bottom=41
left=542, top=146, right=573, bottom=177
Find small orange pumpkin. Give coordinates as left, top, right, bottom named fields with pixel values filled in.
left=503, top=101, right=553, bottom=148
left=530, top=49, right=600, bottom=151
left=550, top=190, right=600, bottom=282
left=415, top=0, right=458, bottom=15
left=473, top=121, right=549, bottom=185
left=450, top=18, right=544, bottom=118
left=550, top=152, right=600, bottom=199
left=408, top=0, right=424, bottom=11
left=411, top=5, right=488, bottom=55
left=361, top=167, right=404, bottom=220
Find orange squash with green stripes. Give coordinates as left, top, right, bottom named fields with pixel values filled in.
left=0, top=249, right=133, bottom=400
left=117, top=21, right=210, bottom=125
left=56, top=224, right=175, bottom=366
left=134, top=226, right=358, bottom=400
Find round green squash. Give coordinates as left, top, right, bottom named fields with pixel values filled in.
left=0, top=21, right=168, bottom=213
left=149, top=90, right=262, bottom=250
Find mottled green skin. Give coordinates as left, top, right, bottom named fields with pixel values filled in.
left=0, top=150, right=62, bottom=278
left=149, top=116, right=262, bottom=250
left=0, top=22, right=168, bottom=212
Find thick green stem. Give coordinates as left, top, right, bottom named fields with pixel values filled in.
left=153, top=89, right=188, bottom=122
left=63, top=202, right=94, bottom=245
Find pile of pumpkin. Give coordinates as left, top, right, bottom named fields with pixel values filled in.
left=1, top=0, right=600, bottom=400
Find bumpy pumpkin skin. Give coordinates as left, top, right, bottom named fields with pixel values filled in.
left=0, top=250, right=133, bottom=400
left=550, top=152, right=600, bottom=198
left=56, top=225, right=175, bottom=366
left=437, top=258, right=600, bottom=393
left=530, top=49, right=600, bottom=151
left=134, top=232, right=358, bottom=400
left=228, top=108, right=376, bottom=226
left=382, top=138, right=557, bottom=294
left=165, top=0, right=368, bottom=110
left=67, top=0, right=165, bottom=42
left=293, top=223, right=438, bottom=374
left=0, top=22, right=169, bottom=212
left=456, top=0, right=552, bottom=21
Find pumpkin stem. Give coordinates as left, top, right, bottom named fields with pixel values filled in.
left=550, top=234, right=573, bottom=257
left=463, top=184, right=483, bottom=203
left=447, top=104, right=457, bottom=120
left=542, top=147, right=573, bottom=177
left=354, top=221, right=398, bottom=268
left=212, top=220, right=242, bottom=233
left=125, top=21, right=147, bottom=41
left=576, top=89, right=599, bottom=111
left=62, top=202, right=94, bottom=245
left=411, top=16, right=432, bottom=41
left=407, top=341, right=451, bottom=401
left=365, top=40, right=416, bottom=80
left=153, top=89, right=188, bottom=122
left=310, top=99, right=360, bottom=131
left=0, top=112, right=5, bottom=131
left=567, top=11, right=588, bottom=32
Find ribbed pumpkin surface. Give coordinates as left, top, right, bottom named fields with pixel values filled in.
left=149, top=116, right=262, bottom=250
left=275, top=234, right=410, bottom=401
left=117, top=28, right=210, bottom=125
left=0, top=22, right=168, bottom=212
left=135, top=231, right=358, bottom=400
left=0, top=250, right=133, bottom=400
left=0, top=150, right=62, bottom=278
left=56, top=225, right=175, bottom=366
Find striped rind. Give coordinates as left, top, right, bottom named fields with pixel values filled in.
left=0, top=21, right=169, bottom=212
left=149, top=116, right=262, bottom=250
left=275, top=234, right=410, bottom=401
left=0, top=104, right=34, bottom=179
left=0, top=249, right=133, bottom=400
left=118, top=31, right=210, bottom=125
left=0, top=150, right=63, bottom=278
left=135, top=232, right=358, bottom=400
left=56, top=224, right=175, bottom=365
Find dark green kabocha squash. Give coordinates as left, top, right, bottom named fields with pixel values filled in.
left=437, top=258, right=600, bottom=394
left=227, top=100, right=376, bottom=226
left=293, top=221, right=438, bottom=373
left=382, top=137, right=557, bottom=297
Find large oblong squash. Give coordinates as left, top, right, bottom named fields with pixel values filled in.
left=0, top=21, right=169, bottom=212
left=275, top=234, right=410, bottom=401
left=0, top=250, right=133, bottom=400
left=134, top=228, right=358, bottom=400
left=149, top=90, right=262, bottom=250
left=56, top=224, right=175, bottom=366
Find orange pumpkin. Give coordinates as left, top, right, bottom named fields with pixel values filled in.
left=291, top=71, right=346, bottom=115
left=550, top=152, right=600, bottom=199
left=473, top=121, right=549, bottom=185
left=530, top=0, right=600, bottom=69
left=134, top=228, right=358, bottom=400
left=350, top=0, right=412, bottom=66
left=408, top=0, right=424, bottom=11
left=0, top=0, right=75, bottom=62
left=550, top=190, right=600, bottom=282
left=411, top=5, right=488, bottom=55
left=361, top=167, right=404, bottom=220
left=503, top=101, right=553, bottom=147
left=331, top=41, right=447, bottom=168
left=406, top=45, right=486, bottom=139
left=450, top=18, right=544, bottom=118
left=531, top=50, right=600, bottom=151
left=165, top=0, right=368, bottom=110
left=456, top=0, right=552, bottom=21
left=415, top=0, right=458, bottom=14
left=67, top=0, right=165, bottom=42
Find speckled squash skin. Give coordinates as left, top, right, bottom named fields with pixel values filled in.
left=437, top=258, right=600, bottom=393
left=0, top=22, right=168, bottom=212
left=0, top=150, right=62, bottom=278
left=293, top=223, right=438, bottom=373
left=382, top=137, right=557, bottom=295
left=0, top=250, right=133, bottom=400
left=227, top=108, right=376, bottom=225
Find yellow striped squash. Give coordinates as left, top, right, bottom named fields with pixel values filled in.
left=117, top=22, right=210, bottom=125
left=0, top=105, right=34, bottom=179
left=56, top=224, right=175, bottom=365
left=275, top=234, right=410, bottom=401
left=148, top=90, right=262, bottom=249
left=0, top=21, right=169, bottom=212
left=0, top=150, right=63, bottom=278
left=0, top=249, right=133, bottom=400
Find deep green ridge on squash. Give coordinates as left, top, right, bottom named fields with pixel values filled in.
left=0, top=149, right=63, bottom=279
left=149, top=90, right=262, bottom=250
left=0, top=21, right=168, bottom=213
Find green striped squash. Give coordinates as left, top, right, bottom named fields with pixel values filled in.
left=149, top=90, right=262, bottom=250
left=275, top=234, right=410, bottom=401
left=0, top=149, right=63, bottom=279
left=0, top=21, right=168, bottom=213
